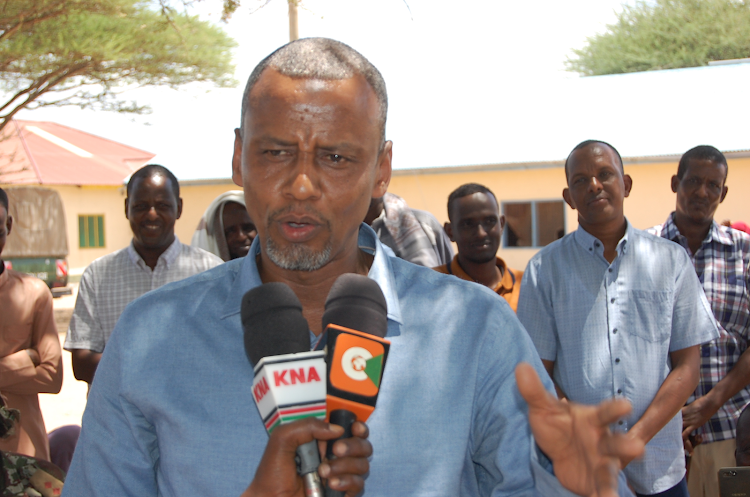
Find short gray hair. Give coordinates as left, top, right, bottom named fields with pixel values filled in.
left=240, top=38, right=388, bottom=144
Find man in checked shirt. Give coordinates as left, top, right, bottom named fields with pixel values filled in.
left=649, top=145, right=750, bottom=497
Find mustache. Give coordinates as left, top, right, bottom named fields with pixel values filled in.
left=267, top=204, right=332, bottom=231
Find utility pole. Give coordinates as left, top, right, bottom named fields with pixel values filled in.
left=288, top=0, right=298, bottom=41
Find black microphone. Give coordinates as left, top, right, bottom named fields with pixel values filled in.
left=242, top=282, right=325, bottom=497
left=322, top=274, right=390, bottom=497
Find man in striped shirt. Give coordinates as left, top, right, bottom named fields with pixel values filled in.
left=650, top=145, right=750, bottom=497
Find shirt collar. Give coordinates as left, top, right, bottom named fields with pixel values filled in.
left=221, top=223, right=403, bottom=325
left=663, top=212, right=733, bottom=247
left=126, top=237, right=182, bottom=269
left=574, top=219, right=631, bottom=258
left=448, top=255, right=514, bottom=294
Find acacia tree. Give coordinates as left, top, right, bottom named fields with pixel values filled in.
left=566, top=0, right=750, bottom=76
left=0, top=0, right=236, bottom=133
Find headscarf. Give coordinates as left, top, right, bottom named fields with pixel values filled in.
left=191, top=191, right=247, bottom=262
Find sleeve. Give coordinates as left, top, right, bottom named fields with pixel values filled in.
left=668, top=250, right=720, bottom=351
left=516, top=257, right=558, bottom=361
left=413, top=209, right=454, bottom=266
left=62, top=316, right=159, bottom=496
left=64, top=265, right=106, bottom=353
left=0, top=283, right=62, bottom=394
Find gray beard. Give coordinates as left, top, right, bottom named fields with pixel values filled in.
left=265, top=236, right=332, bottom=272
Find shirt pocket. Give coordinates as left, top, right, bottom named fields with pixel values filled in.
left=625, top=290, right=672, bottom=343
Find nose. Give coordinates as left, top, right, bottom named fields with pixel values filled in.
left=588, top=176, right=603, bottom=192
left=476, top=224, right=488, bottom=237
left=694, top=181, right=709, bottom=198
left=146, top=206, right=158, bottom=219
left=287, top=152, right=321, bottom=201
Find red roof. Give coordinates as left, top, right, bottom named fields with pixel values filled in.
left=0, top=120, right=155, bottom=185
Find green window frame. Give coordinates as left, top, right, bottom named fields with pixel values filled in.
left=78, top=215, right=105, bottom=248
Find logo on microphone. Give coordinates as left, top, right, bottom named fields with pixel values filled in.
left=330, top=333, right=385, bottom=396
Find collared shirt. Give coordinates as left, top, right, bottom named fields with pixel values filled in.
left=433, top=255, right=524, bottom=311
left=62, top=224, right=630, bottom=497
left=650, top=213, right=750, bottom=443
left=517, top=221, right=719, bottom=495
left=0, top=264, right=62, bottom=460
left=64, top=238, right=222, bottom=353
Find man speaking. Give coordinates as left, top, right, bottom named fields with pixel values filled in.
left=63, top=38, right=641, bottom=496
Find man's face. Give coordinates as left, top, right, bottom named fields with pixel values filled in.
left=232, top=69, right=391, bottom=272
left=0, top=205, right=11, bottom=258
left=672, top=158, right=728, bottom=226
left=563, top=144, right=632, bottom=231
left=125, top=174, right=182, bottom=252
left=446, top=192, right=503, bottom=265
left=223, top=201, right=256, bottom=260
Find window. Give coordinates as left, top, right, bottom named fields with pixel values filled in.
left=78, top=215, right=105, bottom=248
left=503, top=200, right=565, bottom=248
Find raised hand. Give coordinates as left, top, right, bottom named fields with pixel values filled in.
left=516, top=363, right=644, bottom=497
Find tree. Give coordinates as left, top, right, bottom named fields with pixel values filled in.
left=566, top=0, right=750, bottom=76
left=0, top=0, right=237, bottom=133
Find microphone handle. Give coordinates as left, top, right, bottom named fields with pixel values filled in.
left=325, top=409, right=357, bottom=497
left=297, top=440, right=324, bottom=497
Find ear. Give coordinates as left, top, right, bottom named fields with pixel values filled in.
left=623, top=174, right=633, bottom=198
left=372, top=140, right=393, bottom=199
left=232, top=128, right=244, bottom=188
left=720, top=186, right=728, bottom=204
left=444, top=221, right=454, bottom=242
left=562, top=188, right=576, bottom=211
left=498, top=214, right=506, bottom=232
left=176, top=197, right=183, bottom=220
left=124, top=198, right=129, bottom=219
left=671, top=175, right=679, bottom=193
left=6, top=215, right=12, bottom=236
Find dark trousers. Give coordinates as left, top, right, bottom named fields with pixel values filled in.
left=635, top=476, right=688, bottom=497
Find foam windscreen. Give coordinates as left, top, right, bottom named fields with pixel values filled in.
left=322, top=273, right=388, bottom=338
left=241, top=282, right=310, bottom=366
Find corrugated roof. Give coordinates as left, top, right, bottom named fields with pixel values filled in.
left=0, top=120, right=156, bottom=185
left=387, top=61, right=750, bottom=172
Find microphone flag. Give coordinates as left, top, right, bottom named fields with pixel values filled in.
left=252, top=350, right=327, bottom=434
left=325, top=324, right=390, bottom=422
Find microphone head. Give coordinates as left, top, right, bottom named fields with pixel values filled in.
left=322, top=273, right=388, bottom=338
left=241, top=282, right=310, bottom=366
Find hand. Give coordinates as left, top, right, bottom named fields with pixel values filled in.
left=241, top=418, right=371, bottom=497
left=516, top=363, right=645, bottom=497
left=26, top=348, right=40, bottom=366
left=681, top=396, right=716, bottom=447
left=683, top=433, right=702, bottom=456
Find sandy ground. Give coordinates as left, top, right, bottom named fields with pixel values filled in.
left=39, top=283, right=89, bottom=432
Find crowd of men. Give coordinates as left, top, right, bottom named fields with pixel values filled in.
left=0, top=37, right=749, bottom=497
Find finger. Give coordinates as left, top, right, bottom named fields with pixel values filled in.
left=270, top=418, right=344, bottom=452
left=515, top=362, right=556, bottom=409
left=683, top=438, right=694, bottom=454
left=350, top=421, right=369, bottom=439
left=599, top=432, right=644, bottom=462
left=595, top=398, right=633, bottom=427
left=330, top=434, right=373, bottom=459
left=323, top=473, right=365, bottom=497
left=321, top=451, right=370, bottom=479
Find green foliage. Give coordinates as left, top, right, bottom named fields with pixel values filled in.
left=0, top=0, right=237, bottom=131
left=566, top=0, right=750, bottom=75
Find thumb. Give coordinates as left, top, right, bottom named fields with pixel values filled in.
left=515, top=362, right=554, bottom=410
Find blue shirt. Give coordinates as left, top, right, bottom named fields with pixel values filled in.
left=517, top=221, right=719, bottom=495
left=62, top=225, right=629, bottom=497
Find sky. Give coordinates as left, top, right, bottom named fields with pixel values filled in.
left=13, top=0, right=639, bottom=180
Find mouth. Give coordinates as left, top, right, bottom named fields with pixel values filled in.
left=471, top=239, right=493, bottom=249
left=270, top=209, right=328, bottom=243
left=587, top=195, right=608, bottom=207
left=141, top=224, right=162, bottom=233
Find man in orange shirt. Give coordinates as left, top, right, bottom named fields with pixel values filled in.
left=0, top=187, right=62, bottom=460
left=434, top=183, right=523, bottom=311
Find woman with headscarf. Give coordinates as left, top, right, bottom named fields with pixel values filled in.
left=191, top=191, right=256, bottom=262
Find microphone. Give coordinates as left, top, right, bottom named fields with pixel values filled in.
left=242, top=282, right=326, bottom=497
left=322, top=274, right=390, bottom=497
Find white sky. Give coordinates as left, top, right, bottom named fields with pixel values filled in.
left=14, top=0, right=634, bottom=180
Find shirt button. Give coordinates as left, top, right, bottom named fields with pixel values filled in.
left=595, top=242, right=600, bottom=247
left=610, top=298, right=615, bottom=303
left=608, top=268, right=613, bottom=273
left=617, top=389, right=622, bottom=394
left=613, top=328, right=618, bottom=334
left=589, top=248, right=593, bottom=251
left=618, top=420, right=624, bottom=425
left=615, top=358, right=620, bottom=364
